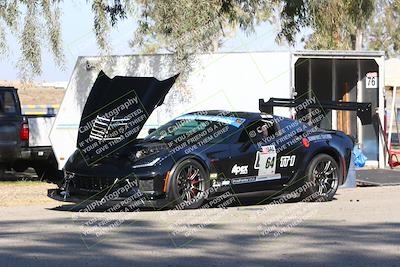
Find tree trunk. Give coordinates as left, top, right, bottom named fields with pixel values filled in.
left=355, top=27, right=363, bottom=50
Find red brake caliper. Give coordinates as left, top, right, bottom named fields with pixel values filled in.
left=188, top=168, right=198, bottom=196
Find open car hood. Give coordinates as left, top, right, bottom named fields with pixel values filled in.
left=77, top=71, right=178, bottom=165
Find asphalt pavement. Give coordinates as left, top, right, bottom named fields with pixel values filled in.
left=0, top=181, right=398, bottom=267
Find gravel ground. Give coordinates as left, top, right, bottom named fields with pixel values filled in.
left=0, top=182, right=399, bottom=267
left=0, top=181, right=58, bottom=207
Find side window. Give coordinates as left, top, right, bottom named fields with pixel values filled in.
left=0, top=91, right=17, bottom=114
left=239, top=120, right=276, bottom=143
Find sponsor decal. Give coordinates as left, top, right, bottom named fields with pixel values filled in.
left=231, top=164, right=249, bottom=175
left=210, top=173, right=218, bottom=180
left=280, top=155, right=296, bottom=167
left=89, top=115, right=129, bottom=141
left=176, top=114, right=246, bottom=128
left=232, top=174, right=282, bottom=185
left=221, top=180, right=231, bottom=186
left=254, top=145, right=277, bottom=176
left=232, top=177, right=256, bottom=184
left=211, top=179, right=231, bottom=188
left=308, top=134, right=332, bottom=142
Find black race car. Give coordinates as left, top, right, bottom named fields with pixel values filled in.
left=48, top=72, right=356, bottom=209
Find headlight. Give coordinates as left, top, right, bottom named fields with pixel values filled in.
left=132, top=157, right=161, bottom=169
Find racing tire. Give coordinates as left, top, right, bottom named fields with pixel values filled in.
left=300, top=153, right=340, bottom=202
left=168, top=159, right=210, bottom=209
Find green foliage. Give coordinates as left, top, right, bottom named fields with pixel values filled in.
left=277, top=0, right=375, bottom=50
left=123, top=0, right=273, bottom=72
left=367, top=0, right=400, bottom=57
left=0, top=0, right=64, bottom=80
left=0, top=0, right=18, bottom=55
left=0, top=0, right=273, bottom=79
left=276, top=0, right=310, bottom=45
left=1, top=0, right=400, bottom=80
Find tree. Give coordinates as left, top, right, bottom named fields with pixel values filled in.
left=367, top=0, right=400, bottom=57
left=96, top=0, right=274, bottom=73
left=0, top=0, right=273, bottom=80
left=0, top=0, right=64, bottom=80
left=276, top=0, right=375, bottom=50
left=2, top=0, right=399, bottom=81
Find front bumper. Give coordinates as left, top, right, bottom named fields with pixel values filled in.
left=63, top=171, right=167, bottom=197
left=47, top=188, right=170, bottom=209
left=48, top=167, right=171, bottom=209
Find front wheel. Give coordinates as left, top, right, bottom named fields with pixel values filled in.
left=168, top=159, right=210, bottom=209
left=301, top=154, right=340, bottom=201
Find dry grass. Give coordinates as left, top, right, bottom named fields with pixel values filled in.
left=0, top=80, right=65, bottom=105
left=0, top=181, right=60, bottom=207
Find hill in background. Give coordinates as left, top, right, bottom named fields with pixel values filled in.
left=0, top=81, right=66, bottom=105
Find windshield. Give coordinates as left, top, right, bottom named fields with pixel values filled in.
left=145, top=114, right=246, bottom=144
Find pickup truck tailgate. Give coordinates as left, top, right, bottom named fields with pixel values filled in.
left=27, top=115, right=55, bottom=147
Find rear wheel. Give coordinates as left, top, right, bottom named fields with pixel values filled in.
left=168, top=159, right=209, bottom=209
left=301, top=154, right=340, bottom=201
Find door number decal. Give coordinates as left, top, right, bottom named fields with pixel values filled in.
left=280, top=155, right=296, bottom=167
left=254, top=145, right=277, bottom=176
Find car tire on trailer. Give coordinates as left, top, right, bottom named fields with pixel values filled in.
left=168, top=159, right=210, bottom=209
left=301, top=153, right=340, bottom=202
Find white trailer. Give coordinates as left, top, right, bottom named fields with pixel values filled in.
left=50, top=51, right=385, bottom=169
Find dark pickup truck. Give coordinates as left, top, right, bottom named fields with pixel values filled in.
left=0, top=86, right=60, bottom=181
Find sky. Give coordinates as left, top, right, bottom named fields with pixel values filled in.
left=0, top=1, right=301, bottom=83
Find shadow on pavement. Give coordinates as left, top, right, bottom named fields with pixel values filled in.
left=0, top=168, right=39, bottom=182
left=0, top=215, right=398, bottom=267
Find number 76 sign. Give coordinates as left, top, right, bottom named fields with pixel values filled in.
left=366, top=72, right=378, bottom=89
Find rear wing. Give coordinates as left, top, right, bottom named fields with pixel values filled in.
left=259, top=98, right=372, bottom=125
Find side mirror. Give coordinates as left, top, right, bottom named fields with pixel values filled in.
left=148, top=128, right=156, bottom=135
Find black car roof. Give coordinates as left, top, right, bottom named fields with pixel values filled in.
left=187, top=110, right=262, bottom=120
left=185, top=110, right=294, bottom=128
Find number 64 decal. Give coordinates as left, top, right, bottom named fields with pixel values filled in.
left=265, top=156, right=275, bottom=168
left=254, top=145, right=277, bottom=176
left=280, top=155, right=296, bottom=167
